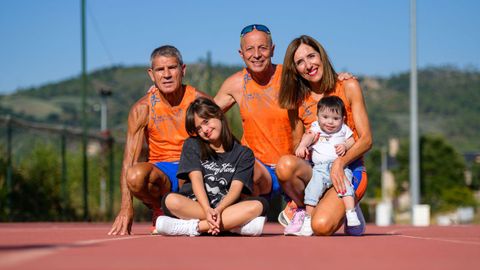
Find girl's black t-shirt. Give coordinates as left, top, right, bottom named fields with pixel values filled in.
left=177, top=137, right=254, bottom=207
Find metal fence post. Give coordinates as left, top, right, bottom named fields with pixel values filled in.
left=107, top=132, right=115, bottom=220
left=6, top=115, right=12, bottom=220
left=61, top=126, right=67, bottom=219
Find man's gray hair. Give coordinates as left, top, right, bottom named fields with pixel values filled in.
left=150, top=45, right=183, bottom=65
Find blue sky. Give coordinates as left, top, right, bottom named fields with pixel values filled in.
left=1, top=0, right=479, bottom=93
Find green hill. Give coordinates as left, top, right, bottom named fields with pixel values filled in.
left=1, top=64, right=479, bottom=153
left=362, top=66, right=480, bottom=153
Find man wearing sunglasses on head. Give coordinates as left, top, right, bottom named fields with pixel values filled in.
left=214, top=24, right=288, bottom=202
left=214, top=24, right=354, bottom=225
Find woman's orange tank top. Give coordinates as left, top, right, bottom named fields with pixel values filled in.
left=298, top=80, right=359, bottom=141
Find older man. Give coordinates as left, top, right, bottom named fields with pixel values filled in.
left=108, top=45, right=208, bottom=235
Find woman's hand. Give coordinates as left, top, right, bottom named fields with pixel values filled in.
left=330, top=158, right=347, bottom=195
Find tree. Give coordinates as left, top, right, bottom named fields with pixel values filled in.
left=470, top=161, right=480, bottom=190
left=393, top=134, right=476, bottom=212
left=364, top=148, right=382, bottom=199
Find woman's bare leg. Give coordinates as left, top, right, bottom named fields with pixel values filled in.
left=311, top=188, right=345, bottom=236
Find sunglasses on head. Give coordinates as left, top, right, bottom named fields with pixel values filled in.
left=240, top=24, right=271, bottom=37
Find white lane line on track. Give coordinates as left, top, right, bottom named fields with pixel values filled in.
left=394, top=234, right=480, bottom=246
left=387, top=229, right=480, bottom=246
left=0, top=235, right=152, bottom=268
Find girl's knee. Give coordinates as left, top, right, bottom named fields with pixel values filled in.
left=244, top=197, right=269, bottom=216
left=163, top=193, right=183, bottom=211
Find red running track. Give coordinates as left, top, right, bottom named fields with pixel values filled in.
left=1, top=222, right=479, bottom=270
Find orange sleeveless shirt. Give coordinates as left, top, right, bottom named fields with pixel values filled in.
left=147, top=85, right=198, bottom=162
left=298, top=80, right=359, bottom=141
left=239, top=65, right=293, bottom=165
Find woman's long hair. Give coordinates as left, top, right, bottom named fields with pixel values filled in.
left=185, top=97, right=238, bottom=160
left=279, top=35, right=337, bottom=110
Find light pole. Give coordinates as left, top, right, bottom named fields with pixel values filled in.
left=410, top=0, right=429, bottom=226
left=410, top=0, right=420, bottom=211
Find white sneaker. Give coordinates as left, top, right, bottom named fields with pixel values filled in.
left=155, top=216, right=200, bottom=236
left=346, top=209, right=361, bottom=226
left=231, top=216, right=266, bottom=236
left=344, top=204, right=366, bottom=236
left=293, top=215, right=313, bottom=236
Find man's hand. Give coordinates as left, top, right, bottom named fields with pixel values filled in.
left=337, top=72, right=356, bottom=81
left=146, top=85, right=156, bottom=94
left=108, top=207, right=134, bottom=235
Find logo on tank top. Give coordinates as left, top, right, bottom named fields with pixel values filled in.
left=301, top=100, right=317, bottom=118
left=150, top=93, right=184, bottom=133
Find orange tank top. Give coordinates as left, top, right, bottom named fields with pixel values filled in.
left=147, top=85, right=198, bottom=162
left=239, top=65, right=293, bottom=165
left=298, top=80, right=359, bottom=141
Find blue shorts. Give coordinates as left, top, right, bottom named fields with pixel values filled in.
left=348, top=158, right=366, bottom=192
left=257, top=160, right=281, bottom=198
left=153, top=161, right=180, bottom=193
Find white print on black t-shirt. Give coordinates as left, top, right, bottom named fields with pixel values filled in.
left=201, top=161, right=235, bottom=175
left=204, top=174, right=227, bottom=206
left=201, top=161, right=236, bottom=207
left=177, top=138, right=255, bottom=208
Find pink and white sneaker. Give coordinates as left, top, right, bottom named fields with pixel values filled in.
left=284, top=208, right=306, bottom=235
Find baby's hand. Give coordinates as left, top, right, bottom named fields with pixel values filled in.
left=295, top=146, right=309, bottom=159
left=335, top=143, right=347, bottom=156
